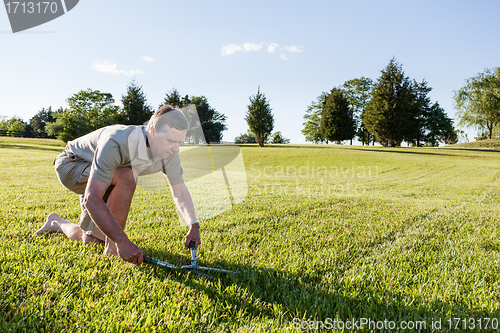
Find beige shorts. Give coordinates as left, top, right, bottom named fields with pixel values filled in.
left=54, top=149, right=113, bottom=241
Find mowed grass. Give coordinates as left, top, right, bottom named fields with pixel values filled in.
left=1, top=137, right=500, bottom=332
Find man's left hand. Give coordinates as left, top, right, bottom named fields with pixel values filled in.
left=184, top=224, right=201, bottom=249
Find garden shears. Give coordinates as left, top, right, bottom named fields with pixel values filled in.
left=143, top=241, right=236, bottom=279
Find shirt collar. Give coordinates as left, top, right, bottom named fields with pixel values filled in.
left=127, top=126, right=153, bottom=166
left=139, top=126, right=151, bottom=161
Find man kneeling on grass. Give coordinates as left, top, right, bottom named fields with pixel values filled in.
left=33, top=105, right=201, bottom=264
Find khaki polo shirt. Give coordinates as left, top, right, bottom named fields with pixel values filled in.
left=65, top=125, right=183, bottom=184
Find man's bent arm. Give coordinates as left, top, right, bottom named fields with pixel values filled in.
left=83, top=176, right=142, bottom=264
left=168, top=179, right=201, bottom=249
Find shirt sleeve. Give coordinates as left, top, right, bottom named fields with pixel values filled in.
left=162, top=153, right=183, bottom=182
left=89, top=138, right=122, bottom=185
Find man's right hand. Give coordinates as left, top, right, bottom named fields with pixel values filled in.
left=115, top=238, right=143, bottom=264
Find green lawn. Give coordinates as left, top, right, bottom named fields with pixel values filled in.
left=1, top=137, right=500, bottom=332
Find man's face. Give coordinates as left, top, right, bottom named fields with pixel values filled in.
left=149, top=125, right=187, bottom=159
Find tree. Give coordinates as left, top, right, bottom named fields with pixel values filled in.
left=269, top=131, right=290, bottom=144
left=425, top=102, right=457, bottom=146
left=320, top=87, right=356, bottom=144
left=245, top=87, right=274, bottom=147
left=0, top=116, right=28, bottom=136
left=48, top=89, right=120, bottom=142
left=45, top=109, right=83, bottom=142
left=29, top=106, right=55, bottom=134
left=342, top=77, right=374, bottom=145
left=120, top=80, right=153, bottom=125
left=161, top=87, right=185, bottom=108
left=234, top=130, right=257, bottom=144
left=42, top=107, right=64, bottom=139
left=454, top=67, right=500, bottom=139
left=8, top=120, right=27, bottom=137
left=0, top=117, right=7, bottom=132
left=363, top=58, right=422, bottom=147
left=188, top=96, right=227, bottom=144
left=160, top=88, right=227, bottom=144
left=405, top=80, right=432, bottom=146
left=302, top=92, right=327, bottom=144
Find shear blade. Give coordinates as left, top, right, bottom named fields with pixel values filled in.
left=188, top=268, right=214, bottom=279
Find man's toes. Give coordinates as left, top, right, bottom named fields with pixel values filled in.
left=33, top=217, right=55, bottom=236
left=32, top=227, right=51, bottom=236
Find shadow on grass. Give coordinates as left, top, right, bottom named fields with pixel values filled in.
left=339, top=146, right=500, bottom=158
left=439, top=147, right=500, bottom=153
left=0, top=143, right=63, bottom=153
left=260, top=144, right=500, bottom=156
left=139, top=253, right=490, bottom=329
left=343, top=147, right=462, bottom=157
left=268, top=144, right=459, bottom=157
left=265, top=144, right=455, bottom=157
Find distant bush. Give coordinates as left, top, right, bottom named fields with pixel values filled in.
left=235, top=130, right=257, bottom=144
left=268, top=131, right=290, bottom=144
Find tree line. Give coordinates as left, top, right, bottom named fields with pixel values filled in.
left=303, top=58, right=459, bottom=147
left=2, top=81, right=289, bottom=146
left=0, top=81, right=228, bottom=143
left=3, top=62, right=498, bottom=146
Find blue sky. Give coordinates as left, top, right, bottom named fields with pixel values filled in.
left=1, top=0, right=499, bottom=143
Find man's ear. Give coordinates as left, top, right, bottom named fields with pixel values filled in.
left=148, top=127, right=155, bottom=139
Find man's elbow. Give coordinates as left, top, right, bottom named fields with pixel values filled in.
left=82, top=193, right=99, bottom=211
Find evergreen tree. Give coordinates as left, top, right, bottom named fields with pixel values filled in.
left=320, top=87, right=356, bottom=144
left=160, top=88, right=227, bottom=143
left=364, top=58, right=421, bottom=147
left=245, top=87, right=274, bottom=147
left=121, top=80, right=153, bottom=125
left=425, top=102, right=457, bottom=146
left=161, top=87, right=184, bottom=108
left=268, top=131, right=290, bottom=144
left=302, top=92, right=327, bottom=143
left=182, top=94, right=190, bottom=107
left=342, top=77, right=374, bottom=145
left=188, top=96, right=227, bottom=144
left=29, top=106, right=54, bottom=133
left=404, top=80, right=432, bottom=146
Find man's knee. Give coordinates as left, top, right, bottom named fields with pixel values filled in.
left=82, top=233, right=104, bottom=245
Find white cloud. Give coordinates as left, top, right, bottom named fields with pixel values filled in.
left=93, top=60, right=143, bottom=76
left=283, top=45, right=303, bottom=53
left=143, top=56, right=155, bottom=62
left=267, top=43, right=279, bottom=53
left=221, top=42, right=303, bottom=59
left=221, top=44, right=243, bottom=56
left=221, top=42, right=264, bottom=55
left=243, top=42, right=263, bottom=52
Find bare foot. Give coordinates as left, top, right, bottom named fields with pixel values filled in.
left=33, top=212, right=65, bottom=236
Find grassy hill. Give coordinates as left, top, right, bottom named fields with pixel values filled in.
left=450, top=138, right=500, bottom=149
left=1, top=138, right=500, bottom=331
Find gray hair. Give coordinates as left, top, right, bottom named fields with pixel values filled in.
left=147, top=105, right=189, bottom=133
